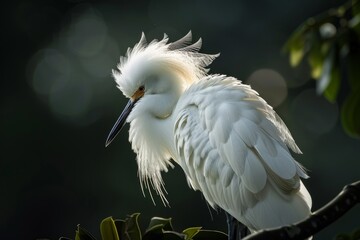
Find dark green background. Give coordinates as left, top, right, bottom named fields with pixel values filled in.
left=1, top=0, right=359, bottom=239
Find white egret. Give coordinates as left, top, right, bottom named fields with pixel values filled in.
left=106, top=32, right=312, bottom=239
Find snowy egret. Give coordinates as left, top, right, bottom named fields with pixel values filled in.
left=106, top=32, right=312, bottom=239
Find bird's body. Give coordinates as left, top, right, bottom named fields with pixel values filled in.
left=106, top=32, right=312, bottom=234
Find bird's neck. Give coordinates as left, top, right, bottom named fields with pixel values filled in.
left=128, top=92, right=181, bottom=167
left=128, top=107, right=178, bottom=201
left=148, top=115, right=177, bottom=158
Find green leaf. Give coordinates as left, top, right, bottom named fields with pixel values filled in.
left=191, top=230, right=228, bottom=240
left=352, top=0, right=360, bottom=16
left=143, top=228, right=185, bottom=240
left=283, top=17, right=321, bottom=67
left=341, top=92, right=360, bottom=138
left=114, top=219, right=129, bottom=240
left=348, top=51, right=360, bottom=90
left=143, top=216, right=176, bottom=240
left=163, top=231, right=186, bottom=240
left=145, top=224, right=165, bottom=233
left=349, top=14, right=360, bottom=33
left=323, top=61, right=340, bottom=102
left=283, top=25, right=308, bottom=67
left=146, top=217, right=174, bottom=232
left=125, top=213, right=142, bottom=240
left=101, top=214, right=142, bottom=240
left=143, top=224, right=165, bottom=240
left=59, top=237, right=73, bottom=240
left=100, top=217, right=119, bottom=240
left=307, top=32, right=326, bottom=79
left=290, top=45, right=305, bottom=67
left=317, top=43, right=341, bottom=102
left=317, top=47, right=334, bottom=94
left=182, top=227, right=202, bottom=240
left=75, top=225, right=97, bottom=240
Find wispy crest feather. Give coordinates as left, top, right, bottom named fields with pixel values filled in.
left=112, top=32, right=219, bottom=205
left=113, top=31, right=219, bottom=97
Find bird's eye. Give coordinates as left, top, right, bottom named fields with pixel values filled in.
left=138, top=86, right=145, bottom=91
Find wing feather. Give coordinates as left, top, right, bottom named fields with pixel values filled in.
left=174, top=75, right=310, bottom=227
left=242, top=148, right=267, bottom=193
left=254, top=134, right=296, bottom=180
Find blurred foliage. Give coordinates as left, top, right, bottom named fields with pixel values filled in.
left=60, top=213, right=227, bottom=240
left=284, top=0, right=360, bottom=138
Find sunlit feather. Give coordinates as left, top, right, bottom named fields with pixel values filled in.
left=109, top=31, right=312, bottom=233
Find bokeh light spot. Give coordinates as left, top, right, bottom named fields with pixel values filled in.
left=66, top=7, right=108, bottom=57
left=292, top=89, right=338, bottom=135
left=80, top=41, right=115, bottom=79
left=30, top=49, right=72, bottom=96
left=26, top=4, right=116, bottom=126
left=320, top=23, right=336, bottom=39
left=49, top=81, right=92, bottom=120
left=246, top=69, right=288, bottom=107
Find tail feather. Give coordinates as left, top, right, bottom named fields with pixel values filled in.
left=239, top=180, right=312, bottom=232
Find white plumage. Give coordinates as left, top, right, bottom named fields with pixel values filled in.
left=106, top=31, right=312, bottom=233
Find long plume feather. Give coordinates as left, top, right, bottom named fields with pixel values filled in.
left=113, top=32, right=219, bottom=205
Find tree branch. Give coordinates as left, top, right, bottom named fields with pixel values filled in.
left=243, top=180, right=360, bottom=240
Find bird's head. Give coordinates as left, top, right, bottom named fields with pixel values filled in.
left=106, top=31, right=219, bottom=147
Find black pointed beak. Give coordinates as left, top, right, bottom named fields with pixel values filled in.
left=105, top=99, right=136, bottom=147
